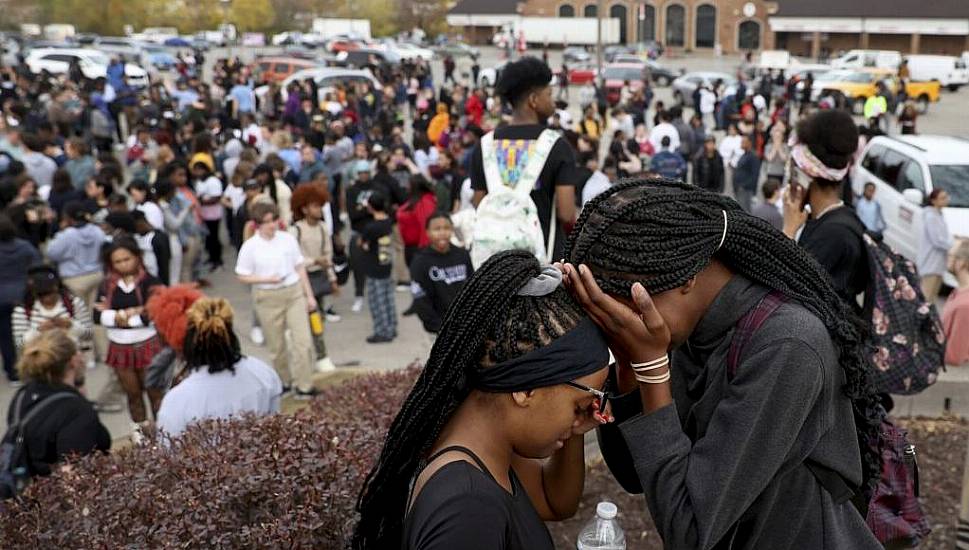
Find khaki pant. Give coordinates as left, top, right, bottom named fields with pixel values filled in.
left=252, top=283, right=315, bottom=392
left=63, top=271, right=105, bottom=360
left=392, top=225, right=409, bottom=285
left=180, top=235, right=202, bottom=284
left=921, top=274, right=943, bottom=304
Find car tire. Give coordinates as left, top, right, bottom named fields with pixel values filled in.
left=656, top=76, right=670, bottom=87
left=947, top=84, right=959, bottom=92
left=918, top=95, right=930, bottom=114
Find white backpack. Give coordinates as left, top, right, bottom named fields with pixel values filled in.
left=470, top=129, right=559, bottom=269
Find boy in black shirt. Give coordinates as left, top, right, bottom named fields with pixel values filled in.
left=359, top=191, right=396, bottom=343
left=410, top=213, right=474, bottom=333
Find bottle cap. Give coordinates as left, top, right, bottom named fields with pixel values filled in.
left=596, top=501, right=618, bottom=520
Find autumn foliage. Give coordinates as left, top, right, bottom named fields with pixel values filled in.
left=0, top=367, right=420, bottom=548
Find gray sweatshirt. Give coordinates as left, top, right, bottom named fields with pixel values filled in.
left=598, top=276, right=881, bottom=550
left=46, top=223, right=106, bottom=278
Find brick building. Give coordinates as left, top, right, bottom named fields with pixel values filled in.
left=771, top=0, right=969, bottom=58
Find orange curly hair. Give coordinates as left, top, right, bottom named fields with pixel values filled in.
left=145, top=284, right=205, bottom=352
left=290, top=182, right=331, bottom=222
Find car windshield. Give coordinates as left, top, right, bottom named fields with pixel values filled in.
left=603, top=67, right=641, bottom=80
left=85, top=51, right=110, bottom=65
left=929, top=165, right=969, bottom=208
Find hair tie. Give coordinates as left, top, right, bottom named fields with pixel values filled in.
left=715, top=210, right=728, bottom=252
left=517, top=266, right=562, bottom=297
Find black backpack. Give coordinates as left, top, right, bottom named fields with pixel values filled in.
left=0, top=391, right=77, bottom=499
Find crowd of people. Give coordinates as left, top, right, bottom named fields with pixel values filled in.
left=0, top=37, right=964, bottom=548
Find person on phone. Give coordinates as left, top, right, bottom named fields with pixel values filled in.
left=781, top=110, right=869, bottom=311
left=12, top=265, right=92, bottom=352
left=235, top=202, right=318, bottom=399
left=354, top=250, right=613, bottom=550
left=561, top=180, right=882, bottom=549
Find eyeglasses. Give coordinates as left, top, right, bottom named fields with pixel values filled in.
left=564, top=381, right=611, bottom=417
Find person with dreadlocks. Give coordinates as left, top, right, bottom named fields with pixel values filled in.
left=561, top=180, right=883, bottom=549
left=354, top=250, right=614, bottom=550
left=155, top=297, right=281, bottom=438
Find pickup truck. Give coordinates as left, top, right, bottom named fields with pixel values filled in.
left=818, top=68, right=940, bottom=114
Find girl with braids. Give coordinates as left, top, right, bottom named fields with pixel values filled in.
left=155, top=297, right=281, bottom=437
left=561, top=180, right=883, bottom=549
left=354, top=250, right=614, bottom=550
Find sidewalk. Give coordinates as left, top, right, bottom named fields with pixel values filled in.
left=0, top=259, right=434, bottom=439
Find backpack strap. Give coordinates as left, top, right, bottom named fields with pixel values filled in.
left=480, top=131, right=502, bottom=194
left=10, top=392, right=78, bottom=434
left=726, top=290, right=789, bottom=380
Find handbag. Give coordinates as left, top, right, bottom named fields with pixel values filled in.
left=308, top=269, right=333, bottom=297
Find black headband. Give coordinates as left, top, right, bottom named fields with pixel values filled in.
left=471, top=318, right=610, bottom=393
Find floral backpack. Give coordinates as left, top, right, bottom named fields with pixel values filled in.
left=862, top=233, right=946, bottom=395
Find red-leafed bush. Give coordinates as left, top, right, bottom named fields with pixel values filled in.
left=0, top=366, right=421, bottom=549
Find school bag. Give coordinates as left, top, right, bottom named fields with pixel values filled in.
left=0, top=391, right=77, bottom=499
left=860, top=233, right=946, bottom=395
left=728, top=291, right=930, bottom=548
left=470, top=129, right=559, bottom=269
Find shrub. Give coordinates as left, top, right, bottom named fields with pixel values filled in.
left=0, top=366, right=421, bottom=548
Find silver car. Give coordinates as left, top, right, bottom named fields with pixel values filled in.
left=671, top=71, right=736, bottom=105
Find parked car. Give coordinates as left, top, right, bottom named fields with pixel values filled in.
left=146, top=51, right=178, bottom=71
left=326, top=37, right=365, bottom=53
left=25, top=48, right=149, bottom=87
left=565, top=64, right=597, bottom=85
left=903, top=55, right=969, bottom=91
left=634, top=40, right=664, bottom=60
left=830, top=49, right=902, bottom=70
left=671, top=71, right=736, bottom=105
left=478, top=62, right=507, bottom=88
left=336, top=48, right=400, bottom=69
left=256, top=67, right=383, bottom=104
left=851, top=134, right=969, bottom=285
left=394, top=42, right=434, bottom=61
left=434, top=41, right=479, bottom=59
left=603, top=45, right=633, bottom=63
left=252, top=56, right=319, bottom=84
left=602, top=63, right=648, bottom=105
left=563, top=46, right=591, bottom=64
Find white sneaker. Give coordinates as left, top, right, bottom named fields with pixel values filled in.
left=351, top=297, right=364, bottom=313
left=130, top=422, right=146, bottom=446
left=250, top=327, right=265, bottom=346
left=315, top=357, right=336, bottom=372
left=396, top=284, right=410, bottom=293
left=325, top=312, right=342, bottom=323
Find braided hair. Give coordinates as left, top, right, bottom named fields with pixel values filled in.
left=182, top=298, right=242, bottom=374
left=565, top=179, right=882, bottom=491
left=353, top=250, right=585, bottom=549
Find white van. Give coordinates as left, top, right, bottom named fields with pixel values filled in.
left=851, top=135, right=969, bottom=286
left=903, top=55, right=969, bottom=90
left=831, top=50, right=902, bottom=70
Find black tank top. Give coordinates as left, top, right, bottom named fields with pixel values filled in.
left=402, top=445, right=554, bottom=550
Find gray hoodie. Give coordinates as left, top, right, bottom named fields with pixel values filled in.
left=46, top=223, right=106, bottom=278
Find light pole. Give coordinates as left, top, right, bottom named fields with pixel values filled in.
left=595, top=0, right=603, bottom=84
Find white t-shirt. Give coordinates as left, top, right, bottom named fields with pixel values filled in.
left=649, top=123, right=681, bottom=153
left=156, top=356, right=282, bottom=438
left=197, top=176, right=224, bottom=221
left=137, top=201, right=164, bottom=231
left=699, top=89, right=717, bottom=115
left=719, top=135, right=744, bottom=169
left=223, top=184, right=246, bottom=214
left=235, top=230, right=305, bottom=290
left=581, top=170, right=612, bottom=207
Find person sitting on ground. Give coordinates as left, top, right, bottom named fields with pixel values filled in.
left=156, top=298, right=282, bottom=438
left=4, top=330, right=109, bottom=488
left=750, top=179, right=783, bottom=231
left=409, top=213, right=474, bottom=334
left=355, top=250, right=613, bottom=549
left=943, top=239, right=969, bottom=366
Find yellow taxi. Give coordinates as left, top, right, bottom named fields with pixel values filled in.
left=815, top=68, right=940, bottom=114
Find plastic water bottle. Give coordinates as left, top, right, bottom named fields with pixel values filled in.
left=576, top=501, right=626, bottom=550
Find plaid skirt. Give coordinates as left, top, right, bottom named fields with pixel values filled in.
left=106, top=336, right=162, bottom=370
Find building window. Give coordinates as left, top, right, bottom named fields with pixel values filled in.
left=738, top=19, right=761, bottom=50
left=695, top=4, right=716, bottom=48
left=610, top=4, right=628, bottom=44
left=638, top=3, right=656, bottom=42
left=665, top=4, right=685, bottom=48
left=559, top=4, right=575, bottom=17
left=584, top=4, right=597, bottom=17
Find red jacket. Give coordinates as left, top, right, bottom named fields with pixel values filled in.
left=396, top=193, right=438, bottom=247
left=466, top=94, right=484, bottom=127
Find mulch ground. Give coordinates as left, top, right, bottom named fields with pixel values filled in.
left=547, top=416, right=969, bottom=549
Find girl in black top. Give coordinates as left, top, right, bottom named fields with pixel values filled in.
left=782, top=110, right=870, bottom=310
left=6, top=329, right=109, bottom=482
left=354, top=250, right=614, bottom=549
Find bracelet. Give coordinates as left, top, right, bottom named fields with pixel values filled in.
left=631, top=355, right=669, bottom=373
left=635, top=370, right=671, bottom=384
